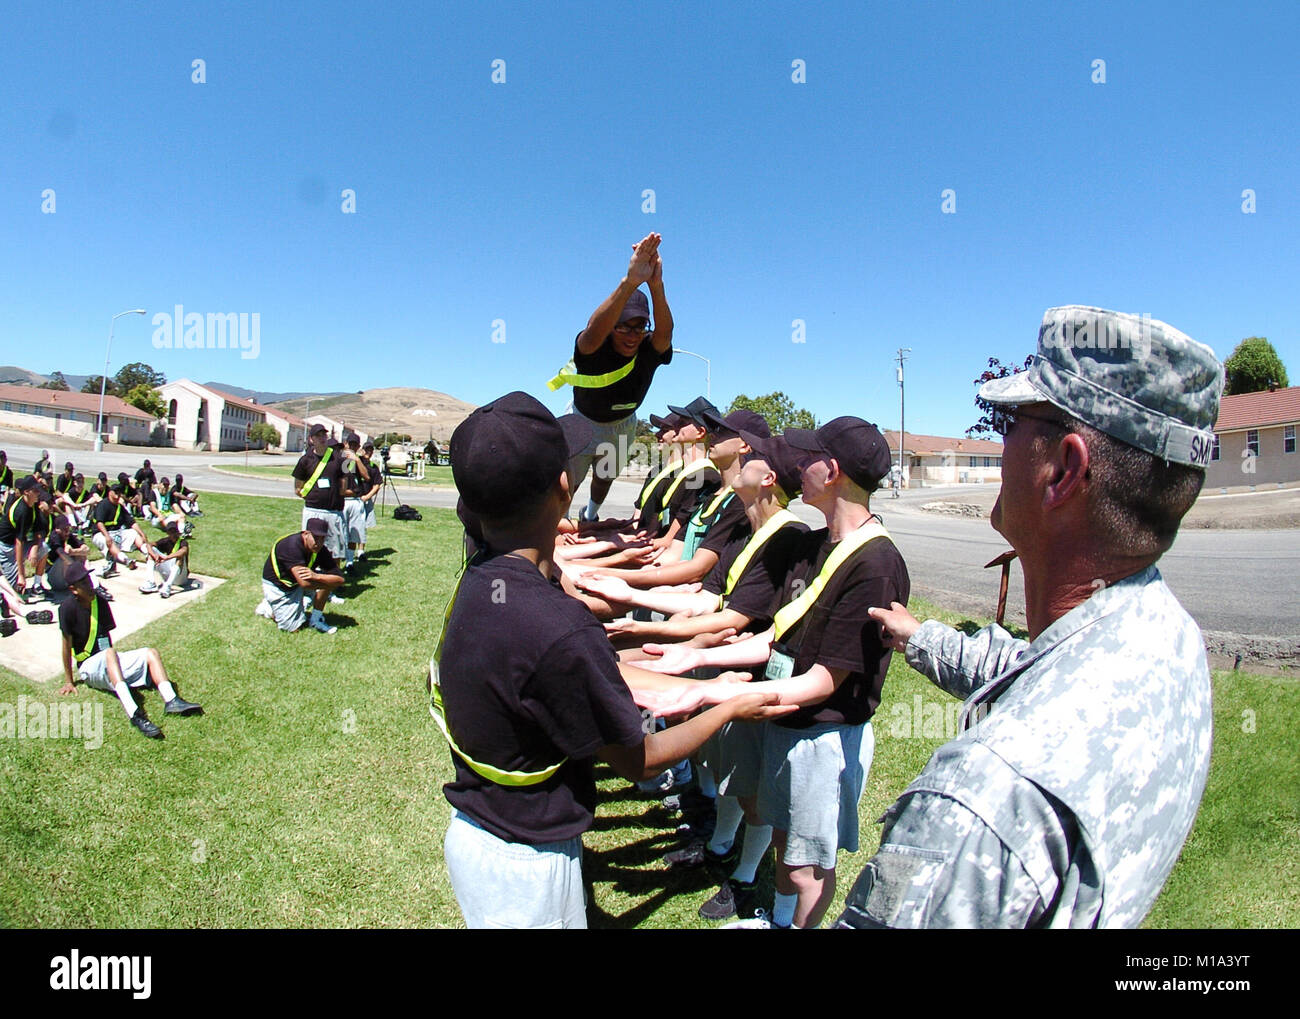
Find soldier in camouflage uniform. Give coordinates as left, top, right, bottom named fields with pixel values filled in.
left=836, top=306, right=1223, bottom=929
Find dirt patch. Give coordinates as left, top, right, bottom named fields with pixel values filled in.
left=919, top=501, right=986, bottom=518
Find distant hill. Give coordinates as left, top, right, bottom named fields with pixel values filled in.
left=204, top=382, right=348, bottom=405
left=0, top=366, right=49, bottom=386
left=275, top=387, right=478, bottom=442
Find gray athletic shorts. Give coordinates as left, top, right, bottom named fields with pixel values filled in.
left=757, top=720, right=875, bottom=871
left=568, top=411, right=639, bottom=488
left=262, top=579, right=307, bottom=633
left=301, top=507, right=345, bottom=560
left=0, top=542, right=16, bottom=586
left=444, top=809, right=587, bottom=929
left=364, top=498, right=377, bottom=528
left=715, top=718, right=768, bottom=800
left=344, top=499, right=367, bottom=544
left=79, top=647, right=152, bottom=691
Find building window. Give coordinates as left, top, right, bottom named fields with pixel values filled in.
left=1211, top=435, right=1220, bottom=461
left=1247, top=430, right=1259, bottom=456
left=168, top=399, right=177, bottom=425
left=1286, top=425, right=1296, bottom=454
left=969, top=456, right=978, bottom=467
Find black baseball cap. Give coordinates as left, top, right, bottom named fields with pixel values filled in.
left=666, top=396, right=720, bottom=430
left=784, top=417, right=892, bottom=491
left=699, top=408, right=771, bottom=441
left=617, top=289, right=651, bottom=324
left=451, top=392, right=570, bottom=518
left=737, top=431, right=804, bottom=498
left=15, top=476, right=37, bottom=492
left=64, top=461, right=74, bottom=470
left=556, top=413, right=595, bottom=460
left=309, top=423, right=328, bottom=437
left=97, top=472, right=108, bottom=482
left=648, top=411, right=687, bottom=432
left=305, top=517, right=330, bottom=538
left=63, top=561, right=92, bottom=587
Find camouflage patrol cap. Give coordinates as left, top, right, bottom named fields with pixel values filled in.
left=978, top=306, right=1224, bottom=469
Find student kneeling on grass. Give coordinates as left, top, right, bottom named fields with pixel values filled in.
left=256, top=517, right=344, bottom=634
left=57, top=560, right=203, bottom=741
left=434, top=391, right=795, bottom=930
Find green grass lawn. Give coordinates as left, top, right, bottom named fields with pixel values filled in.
left=213, top=463, right=455, bottom=487
left=1, top=490, right=1295, bottom=928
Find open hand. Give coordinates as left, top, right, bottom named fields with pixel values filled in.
left=868, top=601, right=922, bottom=653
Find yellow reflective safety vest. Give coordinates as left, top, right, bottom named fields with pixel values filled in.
left=546, top=354, right=638, bottom=392
left=657, top=459, right=715, bottom=527
left=270, top=533, right=317, bottom=589
left=298, top=447, right=332, bottom=498
left=74, top=596, right=104, bottom=664
left=682, top=485, right=735, bottom=559
left=428, top=558, right=567, bottom=787
left=772, top=519, right=891, bottom=642
left=635, top=458, right=683, bottom=511
left=721, top=508, right=803, bottom=606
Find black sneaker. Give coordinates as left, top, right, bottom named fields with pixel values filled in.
left=699, top=877, right=759, bottom=921
left=130, top=713, right=164, bottom=740
left=663, top=838, right=739, bottom=871
left=165, top=697, right=203, bottom=716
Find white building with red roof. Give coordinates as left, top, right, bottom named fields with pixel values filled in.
left=0, top=383, right=154, bottom=445
left=1205, top=384, right=1300, bottom=491
left=881, top=429, right=1004, bottom=487
left=159, top=379, right=304, bottom=452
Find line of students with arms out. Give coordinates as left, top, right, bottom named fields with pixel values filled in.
left=438, top=391, right=908, bottom=929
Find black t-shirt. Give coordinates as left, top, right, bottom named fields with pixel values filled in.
left=633, top=460, right=683, bottom=532
left=341, top=457, right=372, bottom=498
left=59, top=589, right=116, bottom=659
left=55, top=473, right=75, bottom=494
left=570, top=334, right=673, bottom=423
left=293, top=445, right=345, bottom=511
left=694, top=491, right=749, bottom=557
left=703, top=520, right=810, bottom=628
left=65, top=484, right=87, bottom=505
left=668, top=464, right=721, bottom=528
left=93, top=499, right=132, bottom=531
left=763, top=525, right=910, bottom=729
left=135, top=467, right=157, bottom=487
left=155, top=535, right=186, bottom=558
left=48, top=531, right=85, bottom=564
left=0, top=465, right=13, bottom=489
left=440, top=552, right=646, bottom=845
left=0, top=493, right=26, bottom=544
left=263, top=533, right=337, bottom=591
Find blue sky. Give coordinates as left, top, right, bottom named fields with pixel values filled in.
left=3, top=1, right=1297, bottom=439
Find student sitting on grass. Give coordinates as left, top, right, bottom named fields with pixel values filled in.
left=57, top=560, right=203, bottom=740
left=91, top=485, right=150, bottom=577
left=255, top=517, right=344, bottom=634
left=139, top=521, right=190, bottom=599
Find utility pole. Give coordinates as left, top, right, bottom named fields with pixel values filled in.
left=895, top=348, right=911, bottom=498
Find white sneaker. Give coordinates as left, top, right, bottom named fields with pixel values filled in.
left=328, top=594, right=345, bottom=605
left=254, top=600, right=273, bottom=619
left=721, top=909, right=779, bottom=929
left=139, top=582, right=158, bottom=594
left=309, top=611, right=336, bottom=635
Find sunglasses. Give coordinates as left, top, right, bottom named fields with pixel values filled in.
left=989, top=406, right=1068, bottom=437
left=613, top=320, right=651, bottom=335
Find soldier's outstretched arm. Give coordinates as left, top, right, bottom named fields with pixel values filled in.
left=905, top=618, right=1030, bottom=701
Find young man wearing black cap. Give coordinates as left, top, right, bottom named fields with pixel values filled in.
left=54, top=462, right=76, bottom=496
left=0, top=451, right=14, bottom=494
left=135, top=459, right=157, bottom=489
left=437, top=391, right=791, bottom=929
left=171, top=474, right=201, bottom=516
left=256, top=517, right=344, bottom=633
left=340, top=435, right=372, bottom=570
left=33, top=450, right=53, bottom=477
left=549, top=233, right=675, bottom=524
left=1, top=476, right=48, bottom=598
left=361, top=441, right=382, bottom=541
left=139, top=521, right=190, bottom=599
left=56, top=560, right=202, bottom=740
left=294, top=424, right=352, bottom=565
left=91, top=485, right=149, bottom=578
left=641, top=417, right=910, bottom=929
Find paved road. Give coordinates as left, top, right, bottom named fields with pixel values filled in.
left=4, top=434, right=1297, bottom=640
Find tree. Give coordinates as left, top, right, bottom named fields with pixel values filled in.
left=967, top=356, right=1033, bottom=437
left=114, top=362, right=166, bottom=392
left=249, top=422, right=282, bottom=449
left=1224, top=337, right=1289, bottom=395
left=123, top=383, right=166, bottom=419
left=81, top=375, right=120, bottom=397
left=727, top=392, right=817, bottom=433
left=38, top=371, right=70, bottom=391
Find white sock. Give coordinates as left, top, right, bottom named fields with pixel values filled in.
left=113, top=682, right=137, bottom=718
left=772, top=891, right=798, bottom=929
left=155, top=680, right=176, bottom=702
left=708, top=796, right=745, bottom=856
left=731, top=823, right=773, bottom=884
left=697, top=767, right=718, bottom=799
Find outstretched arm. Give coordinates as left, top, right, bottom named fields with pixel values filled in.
left=576, top=234, right=660, bottom=355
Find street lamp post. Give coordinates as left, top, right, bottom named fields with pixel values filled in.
left=672, top=347, right=711, bottom=400
left=96, top=309, right=147, bottom=452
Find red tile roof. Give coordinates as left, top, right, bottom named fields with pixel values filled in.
left=0, top=383, right=152, bottom=420
left=203, top=386, right=268, bottom=417
left=1214, top=386, right=1300, bottom=432
left=881, top=429, right=1004, bottom=456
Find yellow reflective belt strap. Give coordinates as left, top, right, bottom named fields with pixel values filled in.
left=658, top=458, right=715, bottom=512
left=722, top=509, right=802, bottom=602
left=635, top=459, right=683, bottom=510
left=546, top=354, right=638, bottom=392
left=772, top=521, right=891, bottom=642
left=74, top=596, right=99, bottom=664
left=682, top=485, right=735, bottom=559
left=299, top=447, right=333, bottom=499
left=270, top=533, right=318, bottom=587
left=428, top=559, right=568, bottom=787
